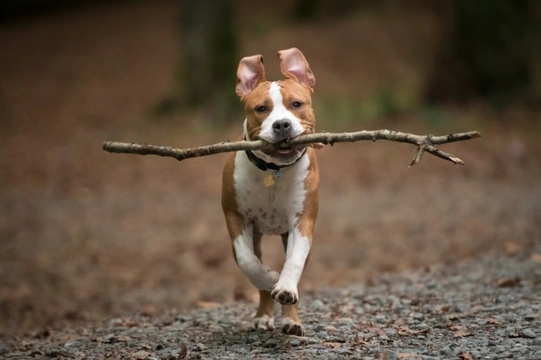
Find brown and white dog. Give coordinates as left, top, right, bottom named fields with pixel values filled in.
left=222, top=48, right=319, bottom=336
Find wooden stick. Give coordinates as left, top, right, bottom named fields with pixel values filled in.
left=102, top=129, right=481, bottom=166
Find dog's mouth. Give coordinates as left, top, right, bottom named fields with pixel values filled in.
left=276, top=147, right=295, bottom=155
left=262, top=145, right=305, bottom=161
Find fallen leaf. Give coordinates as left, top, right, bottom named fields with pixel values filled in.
left=116, top=335, right=132, bottom=342
left=458, top=352, right=475, bottom=360
left=496, top=277, right=520, bottom=288
left=397, top=325, right=411, bottom=336
left=487, top=317, right=501, bottom=325
left=196, top=301, right=220, bottom=309
left=398, top=353, right=423, bottom=359
left=454, top=330, right=472, bottom=337
left=504, top=241, right=521, bottom=254
left=412, top=327, right=430, bottom=335
left=96, top=334, right=116, bottom=343
left=179, top=342, right=188, bottom=359
left=439, top=305, right=450, bottom=313
left=531, top=253, right=541, bottom=263
left=140, top=304, right=157, bottom=317
left=323, top=342, right=342, bottom=348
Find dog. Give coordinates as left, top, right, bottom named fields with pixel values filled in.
left=221, top=48, right=319, bottom=336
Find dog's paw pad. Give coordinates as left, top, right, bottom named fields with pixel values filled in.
left=282, top=317, right=304, bottom=336
left=271, top=285, right=298, bottom=305
left=250, top=315, right=274, bottom=331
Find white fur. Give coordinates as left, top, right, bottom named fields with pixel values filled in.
left=258, top=82, right=305, bottom=143
left=273, top=226, right=310, bottom=298
left=233, top=151, right=308, bottom=235
left=245, top=82, right=305, bottom=167
left=232, top=151, right=312, bottom=297
left=251, top=314, right=275, bottom=331
left=233, top=229, right=279, bottom=291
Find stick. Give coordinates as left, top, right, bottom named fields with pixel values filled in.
left=102, top=129, right=481, bottom=166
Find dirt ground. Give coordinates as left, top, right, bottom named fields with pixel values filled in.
left=1, top=1, right=540, bottom=339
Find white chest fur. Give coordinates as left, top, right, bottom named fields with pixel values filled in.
left=233, top=152, right=309, bottom=235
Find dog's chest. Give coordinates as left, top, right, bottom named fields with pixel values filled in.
left=233, top=152, right=309, bottom=235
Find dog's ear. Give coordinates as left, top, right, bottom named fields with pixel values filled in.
left=278, top=48, right=315, bottom=92
left=236, top=55, right=266, bottom=97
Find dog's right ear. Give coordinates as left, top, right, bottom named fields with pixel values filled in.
left=236, top=55, right=266, bottom=97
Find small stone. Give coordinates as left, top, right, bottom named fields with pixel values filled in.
left=0, top=345, right=10, bottom=355
left=384, top=350, right=398, bottom=360
left=132, top=350, right=150, bottom=359
left=336, top=317, right=354, bottom=326
left=263, top=339, right=278, bottom=347
left=374, top=315, right=387, bottom=324
left=245, top=335, right=259, bottom=344
left=454, top=303, right=468, bottom=313
left=325, top=325, right=338, bottom=332
left=314, top=325, right=326, bottom=333
left=311, top=299, right=326, bottom=310
left=413, top=313, right=425, bottom=321
left=439, top=346, right=452, bottom=355
left=532, top=337, right=541, bottom=346
left=524, top=313, right=537, bottom=321
left=288, top=338, right=302, bottom=347
left=64, top=340, right=82, bottom=347
left=195, top=343, right=207, bottom=351
left=521, top=329, right=536, bottom=338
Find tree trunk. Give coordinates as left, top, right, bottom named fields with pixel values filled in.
left=156, top=0, right=239, bottom=121
left=425, top=0, right=541, bottom=107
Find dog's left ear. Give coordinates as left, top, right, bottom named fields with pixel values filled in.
left=278, top=48, right=316, bottom=92
left=236, top=55, right=266, bottom=97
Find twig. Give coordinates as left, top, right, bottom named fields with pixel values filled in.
left=102, top=129, right=481, bottom=166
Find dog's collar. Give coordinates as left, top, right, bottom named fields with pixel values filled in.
left=245, top=148, right=307, bottom=172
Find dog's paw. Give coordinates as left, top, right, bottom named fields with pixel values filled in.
left=282, top=317, right=304, bottom=336
left=250, top=314, right=275, bottom=332
left=271, top=283, right=298, bottom=305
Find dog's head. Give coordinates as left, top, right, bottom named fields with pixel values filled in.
left=236, top=48, right=316, bottom=165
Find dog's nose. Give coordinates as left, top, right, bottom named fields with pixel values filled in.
left=272, top=119, right=292, bottom=136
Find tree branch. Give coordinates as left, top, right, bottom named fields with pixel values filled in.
left=102, top=129, right=481, bottom=166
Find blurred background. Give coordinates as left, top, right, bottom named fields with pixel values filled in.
left=1, top=0, right=540, bottom=338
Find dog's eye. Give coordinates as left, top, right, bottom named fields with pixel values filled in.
left=292, top=101, right=303, bottom=108
left=255, top=105, right=267, bottom=113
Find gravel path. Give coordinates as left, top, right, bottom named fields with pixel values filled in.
left=2, top=250, right=540, bottom=360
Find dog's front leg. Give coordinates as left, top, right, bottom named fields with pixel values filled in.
left=272, top=222, right=313, bottom=336
left=271, top=225, right=312, bottom=305
left=226, top=212, right=279, bottom=292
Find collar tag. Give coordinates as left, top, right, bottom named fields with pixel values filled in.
left=264, top=170, right=282, bottom=188
left=264, top=174, right=275, bottom=187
